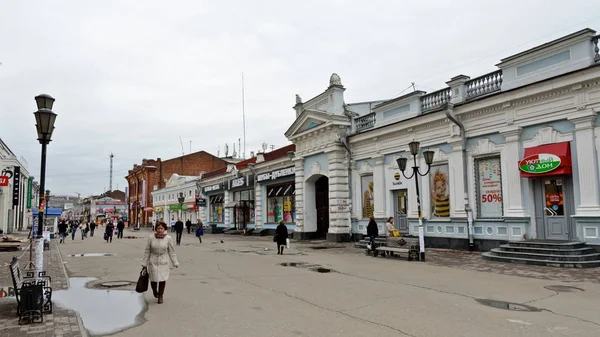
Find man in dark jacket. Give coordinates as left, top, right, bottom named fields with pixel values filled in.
left=185, top=219, right=192, bottom=234
left=89, top=221, right=96, bottom=237
left=366, top=216, right=378, bottom=251
left=117, top=218, right=125, bottom=239
left=175, top=218, right=184, bottom=245
left=58, top=219, right=68, bottom=244
left=105, top=221, right=114, bottom=243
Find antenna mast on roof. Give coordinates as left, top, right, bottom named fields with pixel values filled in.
left=179, top=137, right=185, bottom=156
left=242, top=72, right=246, bottom=159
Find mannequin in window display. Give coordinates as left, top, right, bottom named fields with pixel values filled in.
left=363, top=181, right=374, bottom=218
left=431, top=170, right=450, bottom=217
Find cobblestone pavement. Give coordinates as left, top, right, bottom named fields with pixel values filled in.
left=0, top=232, right=86, bottom=337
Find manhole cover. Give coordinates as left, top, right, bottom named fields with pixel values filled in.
left=544, top=285, right=584, bottom=292
left=280, top=262, right=306, bottom=267
left=99, top=281, right=133, bottom=288
left=476, top=299, right=541, bottom=312
left=70, top=253, right=115, bottom=257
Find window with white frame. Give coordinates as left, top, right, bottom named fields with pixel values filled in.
left=476, top=156, right=503, bottom=218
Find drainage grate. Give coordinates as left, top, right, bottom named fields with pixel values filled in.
left=544, top=285, right=584, bottom=292
left=70, top=253, right=115, bottom=257
left=476, top=299, right=541, bottom=312
left=310, top=267, right=331, bottom=273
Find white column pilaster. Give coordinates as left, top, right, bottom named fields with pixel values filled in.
left=373, top=155, right=386, bottom=219
left=254, top=182, right=262, bottom=229
left=501, top=127, right=526, bottom=217
left=570, top=113, right=600, bottom=215
left=327, top=149, right=351, bottom=235
left=294, top=158, right=305, bottom=232
left=448, top=141, right=467, bottom=217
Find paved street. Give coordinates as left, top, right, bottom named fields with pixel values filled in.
left=2, top=229, right=600, bottom=336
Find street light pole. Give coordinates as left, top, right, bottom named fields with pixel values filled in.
left=398, top=141, right=434, bottom=262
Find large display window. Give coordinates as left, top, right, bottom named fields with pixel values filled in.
left=266, top=182, right=295, bottom=223
left=209, top=194, right=224, bottom=223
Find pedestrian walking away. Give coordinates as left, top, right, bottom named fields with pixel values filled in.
left=142, top=221, right=179, bottom=304
left=58, top=219, right=68, bottom=244
left=195, top=221, right=204, bottom=243
left=274, top=220, right=288, bottom=255
left=105, top=221, right=114, bottom=243
left=185, top=219, right=192, bottom=234
left=174, top=218, right=184, bottom=245
left=79, top=222, right=88, bottom=240
left=90, top=221, right=96, bottom=237
left=70, top=221, right=77, bottom=240
left=117, top=218, right=125, bottom=239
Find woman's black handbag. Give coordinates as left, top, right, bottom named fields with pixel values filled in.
left=273, top=235, right=277, bottom=242
left=136, top=267, right=149, bottom=293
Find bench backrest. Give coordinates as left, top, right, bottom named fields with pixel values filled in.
left=9, top=258, right=24, bottom=289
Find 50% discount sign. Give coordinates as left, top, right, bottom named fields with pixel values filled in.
left=481, top=193, right=502, bottom=203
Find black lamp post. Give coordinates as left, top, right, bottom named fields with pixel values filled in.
left=178, top=192, right=185, bottom=220
left=34, top=94, right=57, bottom=239
left=397, top=141, right=434, bottom=262
left=44, top=190, right=50, bottom=232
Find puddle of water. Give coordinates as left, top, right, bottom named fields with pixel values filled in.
left=53, top=277, right=146, bottom=335
left=310, top=267, right=332, bottom=273
left=69, top=253, right=115, bottom=257
left=280, top=262, right=306, bottom=267
left=544, top=285, right=584, bottom=292
left=99, top=281, right=134, bottom=288
left=476, top=299, right=541, bottom=312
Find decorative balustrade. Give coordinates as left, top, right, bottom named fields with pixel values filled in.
left=465, top=70, right=503, bottom=100
left=355, top=112, right=376, bottom=132
left=593, top=35, right=600, bottom=63
left=420, top=88, right=451, bottom=113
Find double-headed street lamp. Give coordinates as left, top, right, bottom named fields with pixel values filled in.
left=397, top=141, right=434, bottom=262
left=178, top=192, right=185, bottom=220
left=34, top=94, right=57, bottom=239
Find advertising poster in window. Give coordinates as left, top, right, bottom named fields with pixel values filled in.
left=430, top=165, right=450, bottom=217
left=477, top=157, right=503, bottom=218
left=361, top=175, right=374, bottom=218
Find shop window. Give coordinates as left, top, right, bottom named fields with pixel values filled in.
left=266, top=182, right=295, bottom=223
left=476, top=156, right=503, bottom=218
left=209, top=194, right=224, bottom=223
left=361, top=175, right=374, bottom=218
left=430, top=165, right=450, bottom=218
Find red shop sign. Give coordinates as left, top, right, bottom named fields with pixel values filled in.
left=0, top=176, right=9, bottom=187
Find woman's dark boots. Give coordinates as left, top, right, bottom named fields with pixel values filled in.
left=151, top=282, right=158, bottom=298
left=158, top=281, right=166, bottom=304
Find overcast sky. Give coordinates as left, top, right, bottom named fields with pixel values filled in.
left=1, top=0, right=599, bottom=197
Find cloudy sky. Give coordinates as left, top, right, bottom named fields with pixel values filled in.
left=1, top=0, right=599, bottom=196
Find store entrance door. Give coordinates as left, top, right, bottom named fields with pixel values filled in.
left=533, top=177, right=573, bottom=240
left=393, top=189, right=409, bottom=233
left=315, top=176, right=329, bottom=239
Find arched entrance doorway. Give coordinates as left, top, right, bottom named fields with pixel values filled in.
left=315, top=176, right=329, bottom=239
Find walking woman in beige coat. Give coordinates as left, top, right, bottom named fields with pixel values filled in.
left=142, top=221, right=179, bottom=304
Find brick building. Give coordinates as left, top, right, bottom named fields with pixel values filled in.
left=126, top=151, right=227, bottom=225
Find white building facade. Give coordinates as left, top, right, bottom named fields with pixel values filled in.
left=0, top=138, right=35, bottom=234
left=151, top=174, right=200, bottom=225
left=287, top=29, right=600, bottom=248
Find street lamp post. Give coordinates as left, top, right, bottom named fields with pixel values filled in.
left=44, top=190, right=50, bottom=232
left=34, top=94, right=57, bottom=240
left=397, top=141, right=434, bottom=262
left=178, top=192, right=185, bottom=221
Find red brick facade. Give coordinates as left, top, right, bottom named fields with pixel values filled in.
left=126, top=151, right=227, bottom=225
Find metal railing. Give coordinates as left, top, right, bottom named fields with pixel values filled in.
left=465, top=70, right=503, bottom=100
left=355, top=112, right=376, bottom=132
left=421, top=88, right=451, bottom=113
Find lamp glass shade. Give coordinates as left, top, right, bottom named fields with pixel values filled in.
left=45, top=190, right=50, bottom=197
left=397, top=157, right=408, bottom=171
left=35, top=94, right=55, bottom=110
left=408, top=141, right=420, bottom=156
left=423, top=150, right=435, bottom=166
left=34, top=108, right=57, bottom=142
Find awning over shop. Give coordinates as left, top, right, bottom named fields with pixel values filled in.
left=210, top=195, right=223, bottom=204
left=224, top=201, right=238, bottom=208
left=519, top=142, right=572, bottom=178
left=266, top=183, right=295, bottom=197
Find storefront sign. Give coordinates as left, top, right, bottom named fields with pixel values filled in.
left=519, top=154, right=561, bottom=174
left=26, top=177, right=33, bottom=208
left=386, top=169, right=409, bottom=191
left=477, top=157, right=503, bottom=218
left=256, top=167, right=295, bottom=182
left=203, top=183, right=224, bottom=193
left=12, top=166, right=20, bottom=207
left=0, top=176, right=8, bottom=186
left=228, top=175, right=254, bottom=190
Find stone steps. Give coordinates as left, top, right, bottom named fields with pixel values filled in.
left=482, top=240, right=600, bottom=268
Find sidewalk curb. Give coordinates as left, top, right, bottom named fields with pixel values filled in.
left=55, top=240, right=89, bottom=337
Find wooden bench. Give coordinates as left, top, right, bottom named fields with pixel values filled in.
left=9, top=257, right=53, bottom=324
left=374, top=246, right=420, bottom=261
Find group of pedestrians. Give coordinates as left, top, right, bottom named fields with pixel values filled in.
left=57, top=219, right=96, bottom=243
left=103, top=218, right=125, bottom=243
